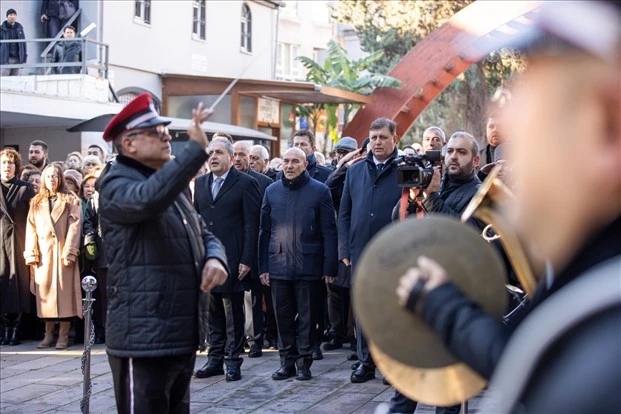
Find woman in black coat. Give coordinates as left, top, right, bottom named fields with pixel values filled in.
left=0, top=148, right=35, bottom=346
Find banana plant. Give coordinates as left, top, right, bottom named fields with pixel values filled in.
left=297, top=39, right=401, bottom=145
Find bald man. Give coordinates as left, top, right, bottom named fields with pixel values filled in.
left=258, top=148, right=338, bottom=381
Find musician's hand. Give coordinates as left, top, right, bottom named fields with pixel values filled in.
left=188, top=102, right=213, bottom=150
left=424, top=167, right=441, bottom=197
left=200, top=258, right=228, bottom=292
left=62, top=258, right=74, bottom=267
left=323, top=276, right=336, bottom=285
left=396, top=256, right=448, bottom=308
left=409, top=187, right=421, bottom=200
left=341, top=258, right=351, bottom=267
left=259, top=273, right=270, bottom=286
left=480, top=162, right=497, bottom=175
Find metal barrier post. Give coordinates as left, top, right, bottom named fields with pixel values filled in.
left=80, top=275, right=97, bottom=414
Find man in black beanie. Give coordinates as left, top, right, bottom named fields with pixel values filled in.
left=0, top=9, right=27, bottom=76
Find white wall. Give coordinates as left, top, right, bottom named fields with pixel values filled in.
left=102, top=0, right=276, bottom=89
left=278, top=1, right=334, bottom=81
left=2, top=126, right=81, bottom=163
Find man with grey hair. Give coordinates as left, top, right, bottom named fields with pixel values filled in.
left=99, top=94, right=229, bottom=412
left=193, top=137, right=261, bottom=382
left=250, top=144, right=278, bottom=181
left=232, top=140, right=273, bottom=357
left=259, top=147, right=337, bottom=381
left=422, top=126, right=446, bottom=153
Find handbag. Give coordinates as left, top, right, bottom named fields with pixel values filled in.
left=59, top=1, right=76, bottom=20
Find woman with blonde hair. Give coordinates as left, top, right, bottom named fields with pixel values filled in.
left=24, top=163, right=82, bottom=349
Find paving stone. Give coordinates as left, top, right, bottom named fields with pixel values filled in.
left=351, top=400, right=387, bottom=413
left=304, top=391, right=376, bottom=414
left=0, top=383, right=65, bottom=404
left=6, top=356, right=70, bottom=371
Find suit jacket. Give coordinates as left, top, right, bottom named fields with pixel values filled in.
left=194, top=167, right=261, bottom=293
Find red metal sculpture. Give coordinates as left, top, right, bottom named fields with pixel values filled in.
left=342, top=1, right=541, bottom=141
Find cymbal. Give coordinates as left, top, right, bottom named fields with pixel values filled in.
left=353, top=216, right=506, bottom=369
left=370, top=341, right=486, bottom=406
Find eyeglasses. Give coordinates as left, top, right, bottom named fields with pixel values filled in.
left=127, top=125, right=170, bottom=140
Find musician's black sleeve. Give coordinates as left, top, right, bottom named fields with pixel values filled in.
left=421, top=282, right=515, bottom=380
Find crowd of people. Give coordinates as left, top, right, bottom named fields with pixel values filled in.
left=1, top=1, right=620, bottom=413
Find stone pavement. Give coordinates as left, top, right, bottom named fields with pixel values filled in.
left=1, top=341, right=485, bottom=413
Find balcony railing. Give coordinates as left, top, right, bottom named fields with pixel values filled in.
left=0, top=37, right=110, bottom=79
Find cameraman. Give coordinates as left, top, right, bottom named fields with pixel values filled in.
left=386, top=130, right=480, bottom=414
left=393, top=131, right=480, bottom=221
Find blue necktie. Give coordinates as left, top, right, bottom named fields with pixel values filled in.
left=212, top=177, right=224, bottom=198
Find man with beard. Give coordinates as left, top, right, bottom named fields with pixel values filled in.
left=232, top=140, right=272, bottom=358
left=28, top=140, right=48, bottom=171
left=422, top=132, right=481, bottom=217
left=386, top=130, right=480, bottom=414
left=477, top=115, right=506, bottom=181
left=396, top=1, right=620, bottom=412
left=193, top=138, right=261, bottom=382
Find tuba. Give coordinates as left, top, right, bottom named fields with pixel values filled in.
left=353, top=166, right=538, bottom=406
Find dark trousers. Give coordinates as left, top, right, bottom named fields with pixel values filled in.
left=271, top=279, right=320, bottom=365
left=108, top=353, right=196, bottom=414
left=389, top=390, right=461, bottom=414
left=208, top=291, right=245, bottom=363
left=244, top=278, right=264, bottom=348
left=326, top=284, right=354, bottom=342
left=313, top=281, right=328, bottom=348
left=355, top=319, right=374, bottom=366
left=262, top=284, right=277, bottom=342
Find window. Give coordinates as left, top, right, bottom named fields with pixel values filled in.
left=276, top=43, right=301, bottom=81
left=241, top=3, right=252, bottom=53
left=135, top=0, right=151, bottom=24
left=281, top=1, right=299, bottom=18
left=193, top=0, right=206, bottom=40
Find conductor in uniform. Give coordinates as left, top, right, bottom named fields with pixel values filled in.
left=99, top=94, right=229, bottom=413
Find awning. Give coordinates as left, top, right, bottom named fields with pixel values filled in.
left=238, top=85, right=372, bottom=105
left=67, top=115, right=276, bottom=141
left=161, top=74, right=372, bottom=105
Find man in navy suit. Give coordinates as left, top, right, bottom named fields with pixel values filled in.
left=232, top=141, right=273, bottom=358
left=193, top=138, right=261, bottom=382
left=259, top=148, right=337, bottom=381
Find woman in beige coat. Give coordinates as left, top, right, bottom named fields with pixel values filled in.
left=24, top=164, right=82, bottom=349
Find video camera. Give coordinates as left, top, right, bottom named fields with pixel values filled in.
left=393, top=150, right=442, bottom=188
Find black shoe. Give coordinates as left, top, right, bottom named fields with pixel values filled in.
left=382, top=377, right=391, bottom=386
left=225, top=368, right=242, bottom=381
left=312, top=347, right=323, bottom=360
left=272, top=366, right=296, bottom=380
left=195, top=362, right=224, bottom=378
left=351, top=364, right=376, bottom=383
left=296, top=367, right=312, bottom=381
left=248, top=345, right=263, bottom=358
left=267, top=339, right=278, bottom=350
left=0, top=326, right=10, bottom=346
left=323, top=339, right=343, bottom=351
left=347, top=352, right=359, bottom=361
left=351, top=362, right=361, bottom=370
left=8, top=327, right=20, bottom=346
